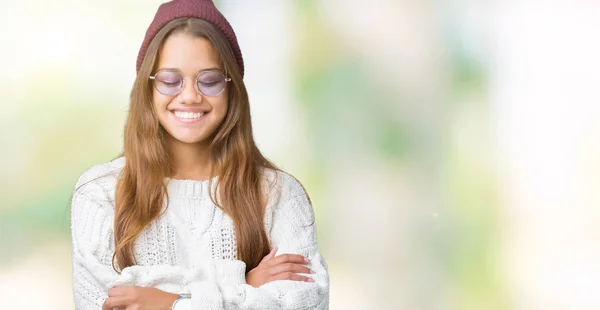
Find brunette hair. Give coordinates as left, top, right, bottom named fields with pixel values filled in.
left=114, top=17, right=277, bottom=273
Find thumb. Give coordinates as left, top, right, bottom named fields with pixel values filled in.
left=261, top=247, right=278, bottom=263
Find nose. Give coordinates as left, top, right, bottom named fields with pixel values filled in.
left=177, top=77, right=202, bottom=104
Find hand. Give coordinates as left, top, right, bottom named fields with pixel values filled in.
left=246, top=248, right=314, bottom=288
left=102, top=286, right=179, bottom=310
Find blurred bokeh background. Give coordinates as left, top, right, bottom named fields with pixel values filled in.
left=1, top=0, right=600, bottom=309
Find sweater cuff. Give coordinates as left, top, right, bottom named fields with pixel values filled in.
left=212, top=259, right=246, bottom=284
left=189, top=281, right=223, bottom=310
left=187, top=259, right=246, bottom=309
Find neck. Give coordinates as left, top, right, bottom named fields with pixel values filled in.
left=169, top=138, right=213, bottom=181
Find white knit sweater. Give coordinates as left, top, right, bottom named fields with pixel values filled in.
left=70, top=157, right=329, bottom=309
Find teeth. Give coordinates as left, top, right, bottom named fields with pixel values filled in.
left=174, top=111, right=205, bottom=119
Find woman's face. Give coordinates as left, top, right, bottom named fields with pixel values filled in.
left=152, top=32, right=229, bottom=146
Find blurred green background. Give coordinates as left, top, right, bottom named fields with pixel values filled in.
left=1, top=1, right=600, bottom=309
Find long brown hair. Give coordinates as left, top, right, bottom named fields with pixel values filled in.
left=114, top=18, right=277, bottom=273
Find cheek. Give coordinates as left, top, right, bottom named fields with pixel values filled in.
left=152, top=91, right=172, bottom=112
left=222, top=99, right=229, bottom=115
left=216, top=95, right=229, bottom=115
left=214, top=99, right=229, bottom=122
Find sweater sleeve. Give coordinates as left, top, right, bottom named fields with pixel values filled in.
left=70, top=173, right=121, bottom=309
left=184, top=173, right=330, bottom=310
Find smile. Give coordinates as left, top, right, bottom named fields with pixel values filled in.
left=174, top=111, right=204, bottom=119
left=171, top=110, right=208, bottom=123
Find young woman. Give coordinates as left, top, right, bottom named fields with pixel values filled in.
left=70, top=0, right=329, bottom=309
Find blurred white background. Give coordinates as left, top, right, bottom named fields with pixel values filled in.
left=0, top=1, right=599, bottom=309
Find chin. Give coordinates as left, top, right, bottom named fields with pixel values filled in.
left=171, top=134, right=211, bottom=145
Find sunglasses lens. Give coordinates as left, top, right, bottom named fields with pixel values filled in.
left=197, top=71, right=227, bottom=96
left=154, top=70, right=183, bottom=96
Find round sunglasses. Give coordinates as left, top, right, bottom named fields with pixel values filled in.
left=149, top=69, right=231, bottom=97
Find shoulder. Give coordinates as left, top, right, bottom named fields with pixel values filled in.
left=262, top=168, right=314, bottom=224
left=262, top=168, right=310, bottom=204
left=73, top=156, right=126, bottom=201
left=71, top=158, right=125, bottom=244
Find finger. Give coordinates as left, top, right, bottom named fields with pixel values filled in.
left=103, top=296, right=130, bottom=309
left=261, top=248, right=277, bottom=263
left=108, top=286, right=127, bottom=297
left=271, top=272, right=312, bottom=282
left=269, top=254, right=308, bottom=266
left=270, top=263, right=312, bottom=276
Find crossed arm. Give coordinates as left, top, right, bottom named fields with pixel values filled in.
left=71, top=181, right=329, bottom=310
left=100, top=249, right=316, bottom=309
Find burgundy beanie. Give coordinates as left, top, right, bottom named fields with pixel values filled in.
left=136, top=0, right=244, bottom=77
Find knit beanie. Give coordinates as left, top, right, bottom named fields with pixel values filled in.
left=136, top=0, right=244, bottom=77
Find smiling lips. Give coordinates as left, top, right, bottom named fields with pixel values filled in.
left=171, top=109, right=208, bottom=123
left=174, top=111, right=204, bottom=119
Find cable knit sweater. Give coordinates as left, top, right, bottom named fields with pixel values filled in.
left=70, top=157, right=329, bottom=309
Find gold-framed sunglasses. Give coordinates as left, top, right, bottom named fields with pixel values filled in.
left=149, top=69, right=231, bottom=97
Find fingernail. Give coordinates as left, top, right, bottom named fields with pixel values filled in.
left=307, top=278, right=315, bottom=282
left=310, top=269, right=315, bottom=274
left=304, top=258, right=310, bottom=264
